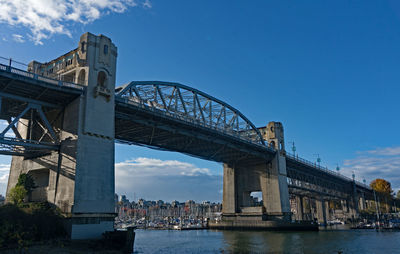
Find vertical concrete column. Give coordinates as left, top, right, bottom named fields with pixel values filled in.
left=295, top=196, right=304, bottom=221
left=359, top=195, right=366, bottom=211
left=7, top=33, right=118, bottom=240
left=324, top=200, right=330, bottom=222
left=316, top=199, right=327, bottom=225
left=347, top=198, right=356, bottom=219
left=70, top=34, right=117, bottom=239
left=302, top=197, right=311, bottom=220
left=260, top=154, right=291, bottom=219
left=222, top=163, right=237, bottom=214
left=352, top=182, right=359, bottom=216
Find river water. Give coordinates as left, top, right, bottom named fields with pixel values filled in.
left=133, top=226, right=400, bottom=254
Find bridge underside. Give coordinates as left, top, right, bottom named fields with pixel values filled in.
left=115, top=100, right=275, bottom=165
left=0, top=69, right=82, bottom=156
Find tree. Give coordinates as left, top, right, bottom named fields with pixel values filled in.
left=370, top=179, right=393, bottom=197
left=16, top=173, right=36, bottom=195
left=8, top=185, right=27, bottom=205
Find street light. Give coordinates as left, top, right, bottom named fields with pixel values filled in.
left=288, top=141, right=296, bottom=157
left=336, top=164, right=340, bottom=172
left=313, top=154, right=321, bottom=167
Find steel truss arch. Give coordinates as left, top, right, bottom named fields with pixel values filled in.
left=116, top=81, right=266, bottom=146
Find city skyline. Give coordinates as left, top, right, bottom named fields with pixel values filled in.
left=0, top=0, right=400, bottom=201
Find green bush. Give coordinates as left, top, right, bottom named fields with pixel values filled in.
left=0, top=202, right=67, bottom=248
left=8, top=185, right=27, bottom=205
left=16, top=173, right=36, bottom=195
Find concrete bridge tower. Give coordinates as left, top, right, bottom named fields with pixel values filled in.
left=220, top=121, right=291, bottom=228
left=6, top=32, right=117, bottom=239
left=260, top=122, right=291, bottom=219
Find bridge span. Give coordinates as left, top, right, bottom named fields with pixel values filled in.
left=1, top=33, right=374, bottom=239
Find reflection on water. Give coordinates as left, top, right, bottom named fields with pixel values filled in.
left=134, top=227, right=400, bottom=254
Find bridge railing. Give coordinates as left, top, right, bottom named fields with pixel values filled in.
left=0, top=56, right=84, bottom=90
left=286, top=153, right=371, bottom=189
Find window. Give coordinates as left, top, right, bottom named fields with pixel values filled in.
left=81, top=42, right=85, bottom=53
left=104, top=45, right=108, bottom=55
left=97, top=71, right=107, bottom=87
left=78, top=69, right=86, bottom=85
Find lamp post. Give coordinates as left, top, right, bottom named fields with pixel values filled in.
left=373, top=189, right=380, bottom=229
left=336, top=164, right=340, bottom=173
left=288, top=141, right=296, bottom=157
left=313, top=154, right=321, bottom=167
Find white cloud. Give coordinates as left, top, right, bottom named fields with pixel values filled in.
left=143, top=0, right=152, bottom=9
left=12, top=34, right=24, bottom=43
left=117, top=157, right=212, bottom=177
left=0, top=164, right=10, bottom=171
left=0, top=173, right=9, bottom=183
left=115, top=157, right=222, bottom=202
left=341, top=146, right=400, bottom=192
left=0, top=0, right=151, bottom=45
left=0, top=172, right=9, bottom=196
left=365, top=147, right=400, bottom=156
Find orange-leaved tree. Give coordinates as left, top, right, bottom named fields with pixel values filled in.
left=370, top=178, right=393, bottom=213
left=370, top=178, right=393, bottom=196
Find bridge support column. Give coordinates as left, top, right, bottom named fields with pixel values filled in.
left=316, top=199, right=327, bottom=226
left=302, top=197, right=312, bottom=221
left=215, top=121, right=317, bottom=230
left=222, top=163, right=237, bottom=214
left=6, top=33, right=118, bottom=239
left=324, top=200, right=330, bottom=222
left=295, top=196, right=304, bottom=221
left=348, top=198, right=357, bottom=220
left=359, top=193, right=366, bottom=211
left=260, top=153, right=291, bottom=220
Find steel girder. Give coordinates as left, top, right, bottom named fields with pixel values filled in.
left=0, top=62, right=84, bottom=156
left=115, top=81, right=265, bottom=146
left=115, top=100, right=275, bottom=164
left=0, top=102, right=60, bottom=156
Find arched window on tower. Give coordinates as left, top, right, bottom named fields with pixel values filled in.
left=270, top=141, right=276, bottom=149
left=81, top=42, right=86, bottom=53
left=103, top=45, right=108, bottom=55
left=78, top=69, right=86, bottom=85
left=97, top=71, right=107, bottom=87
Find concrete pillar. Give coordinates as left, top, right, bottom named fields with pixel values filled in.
left=302, top=197, right=312, bottom=221
left=222, top=163, right=237, bottom=214
left=359, top=194, right=366, bottom=211
left=295, top=196, right=304, bottom=221
left=352, top=182, right=359, bottom=216
left=324, top=200, right=330, bottom=222
left=6, top=33, right=118, bottom=239
left=341, top=199, right=348, bottom=213
left=348, top=198, right=356, bottom=219
left=316, top=199, right=327, bottom=225
left=260, top=154, right=291, bottom=220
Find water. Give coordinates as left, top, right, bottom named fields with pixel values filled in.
left=134, top=227, right=400, bottom=254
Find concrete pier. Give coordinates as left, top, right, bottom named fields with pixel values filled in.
left=217, top=122, right=317, bottom=230
left=6, top=33, right=117, bottom=239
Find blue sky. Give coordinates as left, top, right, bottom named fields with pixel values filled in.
left=0, top=0, right=399, bottom=202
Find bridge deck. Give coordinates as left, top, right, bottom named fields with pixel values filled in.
left=115, top=98, right=275, bottom=164
left=0, top=65, right=83, bottom=119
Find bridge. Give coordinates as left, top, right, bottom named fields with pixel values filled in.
left=2, top=33, right=375, bottom=239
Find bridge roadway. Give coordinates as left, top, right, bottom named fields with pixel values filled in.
left=0, top=63, right=371, bottom=200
